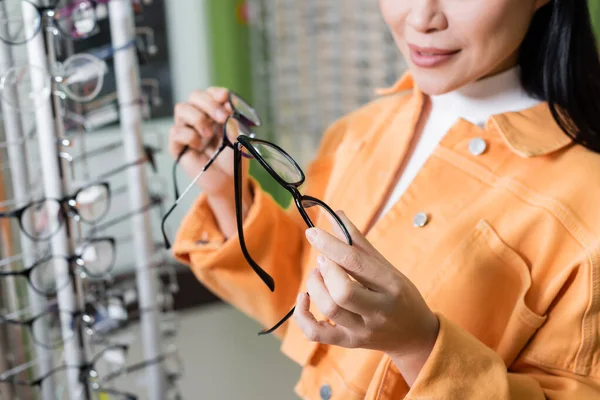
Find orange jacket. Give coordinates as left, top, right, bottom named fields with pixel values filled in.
left=174, top=73, right=600, bottom=399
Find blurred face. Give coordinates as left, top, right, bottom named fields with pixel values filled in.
left=380, top=0, right=550, bottom=95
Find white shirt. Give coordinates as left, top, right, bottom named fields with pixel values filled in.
left=378, top=66, right=542, bottom=219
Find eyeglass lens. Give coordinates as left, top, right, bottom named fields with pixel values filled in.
left=54, top=0, right=97, bottom=39
left=0, top=0, right=43, bottom=45
left=21, top=199, right=63, bottom=240
left=243, top=138, right=303, bottom=185
left=0, top=64, right=51, bottom=112
left=73, top=184, right=110, bottom=222
left=29, top=256, right=70, bottom=295
left=77, top=238, right=115, bottom=277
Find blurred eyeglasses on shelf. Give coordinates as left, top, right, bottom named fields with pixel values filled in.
left=0, top=344, right=130, bottom=400
left=0, top=0, right=138, bottom=45
left=0, top=181, right=111, bottom=241
left=0, top=302, right=95, bottom=349
left=0, top=52, right=106, bottom=113
left=0, top=236, right=116, bottom=295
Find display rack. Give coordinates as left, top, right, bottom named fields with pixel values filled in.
left=108, top=0, right=165, bottom=398
left=0, top=1, right=170, bottom=399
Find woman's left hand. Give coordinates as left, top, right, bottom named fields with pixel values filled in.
left=295, top=211, right=440, bottom=386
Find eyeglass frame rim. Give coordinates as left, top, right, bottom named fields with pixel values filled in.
left=0, top=343, right=129, bottom=387
left=0, top=236, right=116, bottom=295
left=0, top=0, right=101, bottom=46
left=0, top=181, right=112, bottom=241
left=232, top=128, right=353, bottom=335
left=162, top=90, right=262, bottom=247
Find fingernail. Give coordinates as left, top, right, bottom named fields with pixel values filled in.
left=316, top=255, right=325, bottom=267
left=305, top=228, right=317, bottom=243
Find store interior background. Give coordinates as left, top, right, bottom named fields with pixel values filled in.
left=1, top=0, right=599, bottom=398
left=79, top=1, right=409, bottom=397
left=116, top=1, right=600, bottom=398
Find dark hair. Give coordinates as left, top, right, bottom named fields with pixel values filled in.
left=519, top=0, right=600, bottom=154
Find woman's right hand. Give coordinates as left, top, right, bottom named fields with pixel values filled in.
left=169, top=87, right=237, bottom=198
left=168, top=87, right=253, bottom=237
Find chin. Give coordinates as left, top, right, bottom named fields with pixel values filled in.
left=408, top=67, right=465, bottom=96
left=410, top=67, right=461, bottom=96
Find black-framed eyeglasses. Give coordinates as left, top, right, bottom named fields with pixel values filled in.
left=0, top=303, right=94, bottom=349
left=0, top=0, right=109, bottom=45
left=232, top=125, right=352, bottom=335
left=0, top=237, right=116, bottom=296
left=0, top=182, right=111, bottom=241
left=161, top=90, right=259, bottom=248
left=161, top=91, right=351, bottom=334
left=0, top=344, right=129, bottom=400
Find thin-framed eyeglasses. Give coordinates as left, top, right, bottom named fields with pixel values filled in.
left=0, top=303, right=94, bottom=349
left=0, top=181, right=111, bottom=241
left=0, top=344, right=130, bottom=400
left=0, top=53, right=107, bottom=113
left=160, top=90, right=259, bottom=248
left=0, top=236, right=116, bottom=295
left=0, top=0, right=135, bottom=45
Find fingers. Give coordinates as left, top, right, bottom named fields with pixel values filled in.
left=306, top=268, right=363, bottom=329
left=306, top=228, right=391, bottom=292
left=168, top=125, right=211, bottom=161
left=293, top=292, right=347, bottom=345
left=188, top=89, right=230, bottom=125
left=326, top=210, right=383, bottom=262
left=174, top=102, right=212, bottom=139
left=317, top=255, right=382, bottom=316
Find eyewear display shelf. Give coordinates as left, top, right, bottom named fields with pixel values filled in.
left=0, top=1, right=166, bottom=399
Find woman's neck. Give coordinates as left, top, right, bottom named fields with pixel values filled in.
left=429, top=66, right=541, bottom=127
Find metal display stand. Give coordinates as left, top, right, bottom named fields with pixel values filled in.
left=0, top=20, right=56, bottom=400
left=0, top=1, right=168, bottom=399
left=108, top=0, right=165, bottom=398
left=22, top=1, right=88, bottom=398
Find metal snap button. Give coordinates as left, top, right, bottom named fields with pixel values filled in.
left=320, top=384, right=332, bottom=400
left=413, top=212, right=429, bottom=228
left=468, top=138, right=487, bottom=156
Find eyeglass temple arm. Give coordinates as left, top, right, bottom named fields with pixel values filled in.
left=233, top=145, right=275, bottom=292
left=91, top=196, right=162, bottom=233
left=70, top=139, right=123, bottom=163
left=0, top=208, right=19, bottom=217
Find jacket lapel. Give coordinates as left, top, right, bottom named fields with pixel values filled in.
left=327, top=89, right=425, bottom=235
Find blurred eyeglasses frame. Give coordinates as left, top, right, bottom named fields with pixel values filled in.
left=0, top=344, right=130, bottom=398
left=0, top=181, right=111, bottom=241
left=0, top=236, right=116, bottom=296
left=0, top=305, right=94, bottom=349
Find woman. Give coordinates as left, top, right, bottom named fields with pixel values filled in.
left=169, top=0, right=600, bottom=398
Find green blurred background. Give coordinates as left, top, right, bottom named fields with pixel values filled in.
left=207, top=0, right=600, bottom=207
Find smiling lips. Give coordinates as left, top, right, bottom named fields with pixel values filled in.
left=408, top=44, right=461, bottom=68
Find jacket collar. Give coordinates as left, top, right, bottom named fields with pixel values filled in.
left=376, top=72, right=573, bottom=158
